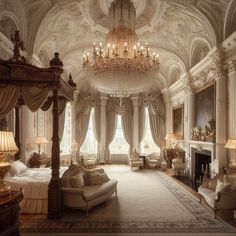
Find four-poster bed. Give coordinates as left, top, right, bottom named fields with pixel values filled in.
left=0, top=31, right=76, bottom=218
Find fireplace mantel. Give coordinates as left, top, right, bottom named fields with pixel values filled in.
left=188, top=140, right=215, bottom=151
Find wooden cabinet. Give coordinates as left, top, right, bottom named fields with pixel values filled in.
left=0, top=190, right=23, bottom=236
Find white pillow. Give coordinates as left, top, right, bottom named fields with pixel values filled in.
left=215, top=179, right=231, bottom=194
left=10, top=160, right=27, bottom=176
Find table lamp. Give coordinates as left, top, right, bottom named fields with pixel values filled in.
left=165, top=133, right=177, bottom=147
left=0, top=131, right=18, bottom=196
left=225, top=139, right=236, bottom=167
left=35, top=136, right=48, bottom=156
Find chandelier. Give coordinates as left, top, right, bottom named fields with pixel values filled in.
left=82, top=0, right=160, bottom=96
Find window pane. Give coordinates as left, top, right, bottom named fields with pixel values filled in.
left=110, top=115, right=129, bottom=154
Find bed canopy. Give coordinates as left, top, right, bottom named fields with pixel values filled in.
left=0, top=31, right=76, bottom=218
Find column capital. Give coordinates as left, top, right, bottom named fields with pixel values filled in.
left=100, top=96, right=108, bottom=106
left=131, top=96, right=140, bottom=107
left=226, top=60, right=236, bottom=74
left=182, top=71, right=194, bottom=95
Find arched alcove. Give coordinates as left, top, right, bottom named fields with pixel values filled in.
left=190, top=40, right=210, bottom=67
left=224, top=0, right=236, bottom=39
left=169, top=67, right=181, bottom=86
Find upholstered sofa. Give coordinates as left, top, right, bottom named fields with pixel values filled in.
left=61, top=165, right=118, bottom=216
left=198, top=174, right=236, bottom=217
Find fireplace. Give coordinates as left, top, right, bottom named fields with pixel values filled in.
left=191, top=148, right=211, bottom=181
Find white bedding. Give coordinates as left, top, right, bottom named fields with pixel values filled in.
left=5, top=167, right=67, bottom=214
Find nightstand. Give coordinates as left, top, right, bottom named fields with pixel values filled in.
left=0, top=190, right=23, bottom=236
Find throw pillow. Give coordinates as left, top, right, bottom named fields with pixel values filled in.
left=70, top=173, right=85, bottom=188
left=87, top=172, right=103, bottom=185
left=101, top=172, right=110, bottom=183
left=10, top=160, right=27, bottom=176
left=215, top=179, right=231, bottom=194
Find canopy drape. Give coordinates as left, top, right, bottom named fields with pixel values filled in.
left=0, top=86, right=20, bottom=119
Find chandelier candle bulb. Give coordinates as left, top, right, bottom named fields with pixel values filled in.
left=137, top=42, right=140, bottom=52
left=93, top=42, right=96, bottom=53
left=83, top=54, right=86, bottom=64
left=86, top=53, right=89, bottom=62
left=107, top=44, right=110, bottom=57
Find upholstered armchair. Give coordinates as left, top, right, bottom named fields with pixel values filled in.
left=129, top=152, right=144, bottom=170
left=172, top=157, right=186, bottom=175
left=198, top=174, right=236, bottom=217
left=146, top=153, right=161, bottom=168
left=82, top=155, right=97, bottom=168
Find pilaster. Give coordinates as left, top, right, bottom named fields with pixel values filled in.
left=211, top=49, right=227, bottom=173
left=226, top=60, right=236, bottom=165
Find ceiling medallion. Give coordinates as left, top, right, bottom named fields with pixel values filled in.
left=82, top=0, right=160, bottom=97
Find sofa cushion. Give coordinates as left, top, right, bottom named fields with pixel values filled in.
left=71, top=173, right=85, bottom=188
left=215, top=179, right=231, bottom=194
left=83, top=179, right=118, bottom=201
left=224, top=174, right=236, bottom=191
left=198, top=186, right=216, bottom=208
left=87, top=172, right=104, bottom=185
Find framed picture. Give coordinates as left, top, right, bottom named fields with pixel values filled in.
left=172, top=104, right=184, bottom=139
left=194, top=84, right=215, bottom=130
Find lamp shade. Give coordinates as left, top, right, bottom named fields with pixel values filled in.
left=225, top=139, right=236, bottom=149
left=35, top=136, right=48, bottom=144
left=165, top=133, right=176, bottom=140
left=0, top=131, right=18, bottom=153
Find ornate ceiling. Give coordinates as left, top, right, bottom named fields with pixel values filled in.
left=0, top=0, right=235, bottom=90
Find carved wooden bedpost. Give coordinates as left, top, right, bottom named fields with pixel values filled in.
left=48, top=53, right=63, bottom=218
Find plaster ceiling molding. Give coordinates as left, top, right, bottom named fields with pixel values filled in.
left=82, top=0, right=159, bottom=34
left=224, top=0, right=236, bottom=39
left=34, top=1, right=105, bottom=56
left=38, top=40, right=57, bottom=66
left=139, top=2, right=210, bottom=66
left=189, top=38, right=211, bottom=68
left=0, top=9, right=22, bottom=39
left=0, top=32, right=13, bottom=59
left=22, top=0, right=54, bottom=54
left=196, top=0, right=231, bottom=43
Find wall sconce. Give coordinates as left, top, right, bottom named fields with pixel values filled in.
left=0, top=131, right=18, bottom=196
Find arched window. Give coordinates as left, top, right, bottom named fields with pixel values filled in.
left=141, top=107, right=160, bottom=154
left=110, top=115, right=129, bottom=154
left=61, top=103, right=72, bottom=154
left=80, top=108, right=97, bottom=154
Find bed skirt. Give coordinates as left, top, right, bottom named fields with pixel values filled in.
left=20, top=198, right=48, bottom=214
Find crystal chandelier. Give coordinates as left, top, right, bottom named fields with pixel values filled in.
left=82, top=0, right=160, bottom=96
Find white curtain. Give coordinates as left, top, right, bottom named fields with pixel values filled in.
left=93, top=102, right=101, bottom=161
left=121, top=98, right=133, bottom=155
left=139, top=102, right=146, bottom=148
left=104, top=99, right=117, bottom=163
left=75, top=93, right=92, bottom=158
left=146, top=94, right=166, bottom=154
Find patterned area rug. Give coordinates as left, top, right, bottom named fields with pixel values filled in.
left=20, top=166, right=236, bottom=235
